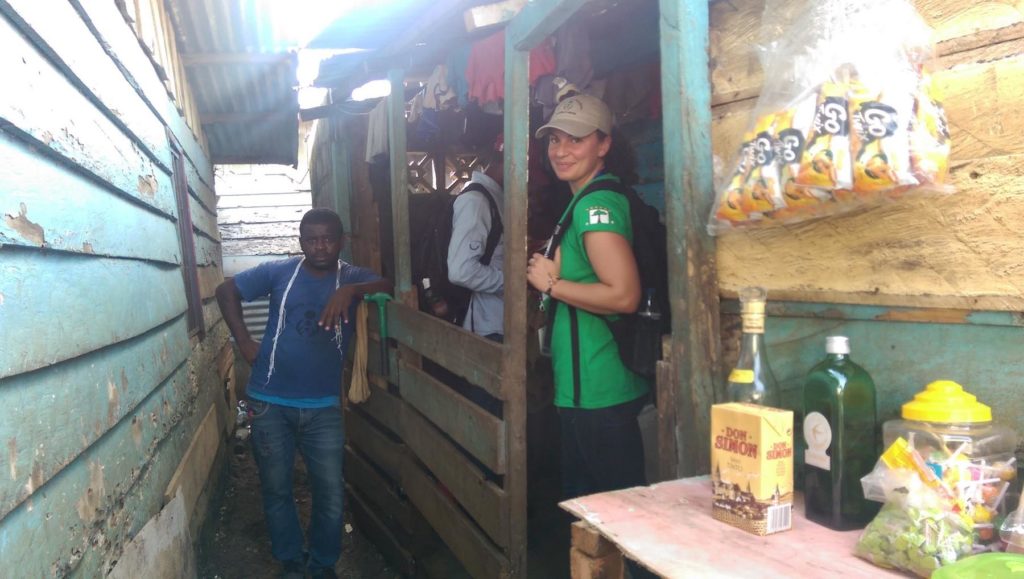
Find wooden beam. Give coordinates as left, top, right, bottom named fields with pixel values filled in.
left=399, top=446, right=510, bottom=579
left=397, top=360, right=506, bottom=474
left=502, top=30, right=530, bottom=579
left=346, top=483, right=416, bottom=576
left=388, top=68, right=413, bottom=299
left=200, top=111, right=296, bottom=125
left=386, top=303, right=503, bottom=396
left=506, top=0, right=591, bottom=50
left=181, top=52, right=293, bottom=66
left=660, top=0, right=721, bottom=478
left=400, top=399, right=509, bottom=548
left=355, top=379, right=510, bottom=549
left=345, top=447, right=418, bottom=535
left=347, top=407, right=510, bottom=577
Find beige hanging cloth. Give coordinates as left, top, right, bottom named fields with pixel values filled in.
left=349, top=300, right=371, bottom=404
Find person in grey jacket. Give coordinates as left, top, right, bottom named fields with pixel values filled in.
left=447, top=140, right=505, bottom=341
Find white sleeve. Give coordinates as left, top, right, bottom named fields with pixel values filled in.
left=447, top=191, right=504, bottom=294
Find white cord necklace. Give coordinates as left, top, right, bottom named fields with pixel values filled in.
left=265, top=257, right=345, bottom=383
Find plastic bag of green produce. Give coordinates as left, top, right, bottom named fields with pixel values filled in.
left=856, top=500, right=974, bottom=577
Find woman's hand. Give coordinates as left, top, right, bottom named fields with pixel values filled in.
left=527, top=253, right=560, bottom=295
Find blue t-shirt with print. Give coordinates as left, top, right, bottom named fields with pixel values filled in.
left=235, top=256, right=380, bottom=406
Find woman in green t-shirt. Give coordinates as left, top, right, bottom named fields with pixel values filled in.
left=527, top=95, right=649, bottom=498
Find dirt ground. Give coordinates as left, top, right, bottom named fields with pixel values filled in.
left=197, top=438, right=401, bottom=579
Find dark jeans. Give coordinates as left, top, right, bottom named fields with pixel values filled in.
left=559, top=395, right=647, bottom=499
left=249, top=401, right=344, bottom=572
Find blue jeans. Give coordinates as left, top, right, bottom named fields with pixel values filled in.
left=249, top=401, right=344, bottom=572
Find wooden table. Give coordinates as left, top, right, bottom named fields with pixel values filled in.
left=560, top=476, right=904, bottom=578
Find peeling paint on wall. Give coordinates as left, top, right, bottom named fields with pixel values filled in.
left=4, top=202, right=45, bottom=245
left=82, top=241, right=95, bottom=253
left=131, top=416, right=143, bottom=448
left=137, top=174, right=158, bottom=197
left=8, top=437, right=16, bottom=480
left=75, top=461, right=105, bottom=522
left=107, top=379, right=120, bottom=426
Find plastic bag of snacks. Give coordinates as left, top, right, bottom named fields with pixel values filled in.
left=708, top=0, right=954, bottom=235
left=855, top=436, right=1017, bottom=576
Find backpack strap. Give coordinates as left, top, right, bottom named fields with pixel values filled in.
left=460, top=182, right=504, bottom=266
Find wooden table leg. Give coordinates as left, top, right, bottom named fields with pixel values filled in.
left=570, top=521, right=624, bottom=579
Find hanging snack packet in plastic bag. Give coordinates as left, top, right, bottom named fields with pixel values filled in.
left=909, top=73, right=951, bottom=187
left=707, top=0, right=953, bottom=235
left=714, top=136, right=758, bottom=225
left=770, top=91, right=834, bottom=220
left=739, top=113, right=784, bottom=215
left=796, top=82, right=853, bottom=191
left=849, top=80, right=918, bottom=196
left=713, top=113, right=783, bottom=226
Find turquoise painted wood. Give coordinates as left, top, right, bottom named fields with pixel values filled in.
left=660, top=0, right=721, bottom=477
left=0, top=363, right=204, bottom=577
left=720, top=299, right=1024, bottom=329
left=758, top=310, right=1024, bottom=451
left=73, top=0, right=213, bottom=187
left=0, top=316, right=191, bottom=520
left=388, top=68, right=412, bottom=296
left=189, top=195, right=221, bottom=244
left=184, top=159, right=217, bottom=214
left=0, top=16, right=177, bottom=218
left=0, top=132, right=181, bottom=263
left=506, top=0, right=591, bottom=51
left=0, top=253, right=187, bottom=378
left=194, top=234, right=223, bottom=267
left=2, top=0, right=172, bottom=171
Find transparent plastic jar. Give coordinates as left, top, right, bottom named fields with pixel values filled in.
left=882, top=381, right=1017, bottom=468
left=882, top=381, right=1018, bottom=547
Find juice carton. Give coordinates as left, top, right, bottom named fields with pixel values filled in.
left=711, top=402, right=794, bottom=535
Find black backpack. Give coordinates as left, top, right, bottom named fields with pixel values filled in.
left=413, top=182, right=503, bottom=326
left=544, top=177, right=669, bottom=386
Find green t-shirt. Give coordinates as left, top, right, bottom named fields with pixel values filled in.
left=551, top=174, right=650, bottom=409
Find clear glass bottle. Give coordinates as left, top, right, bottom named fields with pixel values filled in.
left=726, top=287, right=781, bottom=406
left=803, top=336, right=879, bottom=530
left=630, top=288, right=663, bottom=377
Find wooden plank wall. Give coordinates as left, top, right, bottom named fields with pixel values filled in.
left=0, top=1, right=228, bottom=575
left=215, top=164, right=310, bottom=258
left=709, top=0, right=1024, bottom=311
left=344, top=305, right=514, bottom=578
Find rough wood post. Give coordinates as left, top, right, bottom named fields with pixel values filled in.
left=503, top=32, right=530, bottom=579
left=387, top=67, right=413, bottom=302
left=659, top=0, right=721, bottom=477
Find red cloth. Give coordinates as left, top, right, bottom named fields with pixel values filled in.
left=465, top=30, right=556, bottom=105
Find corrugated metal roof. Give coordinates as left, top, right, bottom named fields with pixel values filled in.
left=166, top=0, right=299, bottom=166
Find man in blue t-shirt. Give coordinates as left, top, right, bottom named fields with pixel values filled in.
left=216, top=208, right=391, bottom=579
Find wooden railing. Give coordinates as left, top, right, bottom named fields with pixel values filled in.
left=344, top=302, right=515, bottom=577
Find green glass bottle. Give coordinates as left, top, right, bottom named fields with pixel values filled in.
left=802, top=336, right=879, bottom=530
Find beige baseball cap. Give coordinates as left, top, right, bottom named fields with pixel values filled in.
left=535, top=94, right=612, bottom=139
